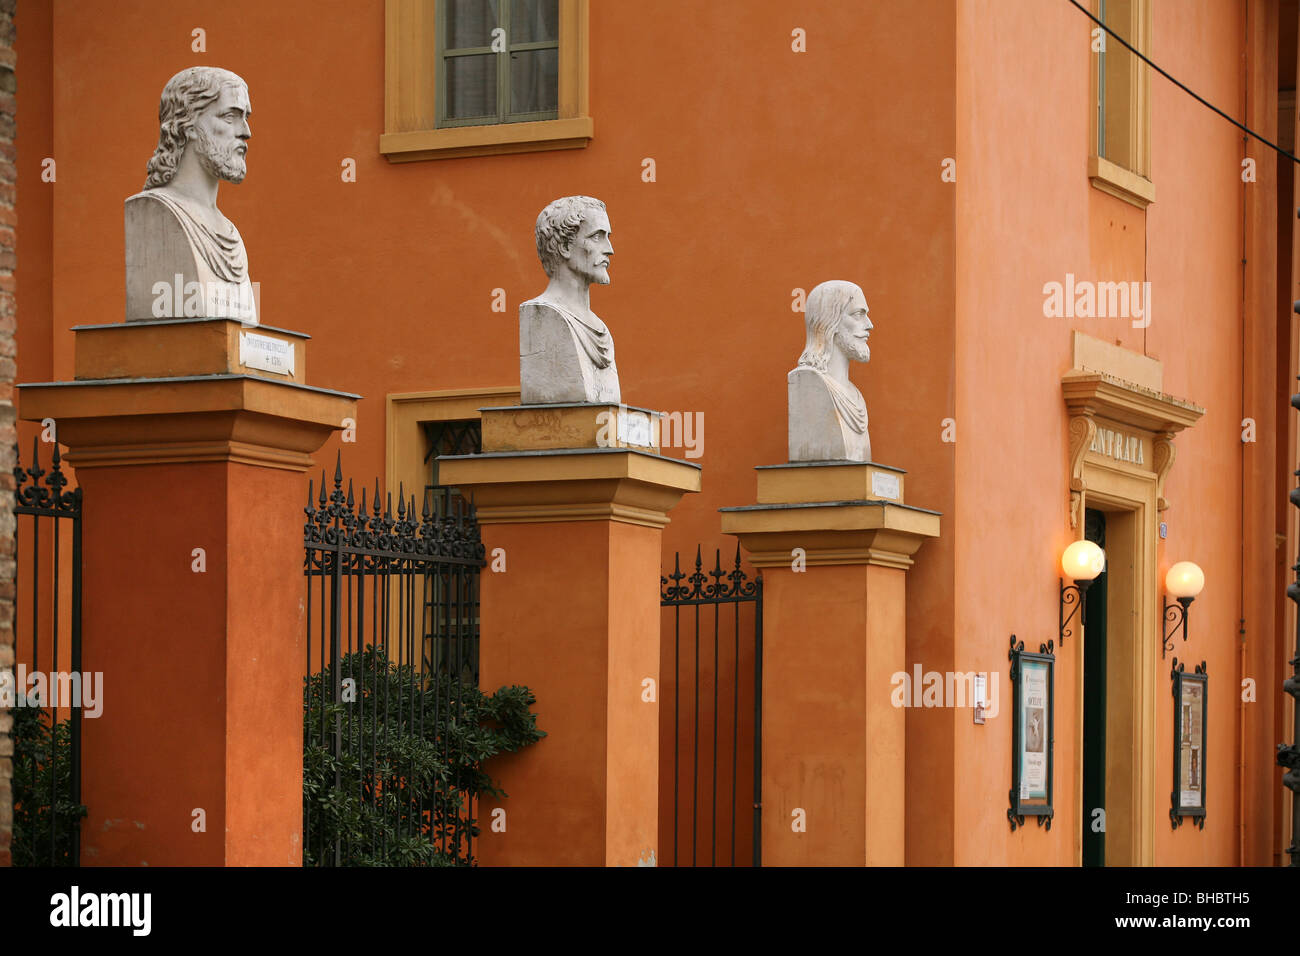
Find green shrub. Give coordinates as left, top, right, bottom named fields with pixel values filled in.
left=303, top=646, right=544, bottom=866
left=11, top=696, right=88, bottom=867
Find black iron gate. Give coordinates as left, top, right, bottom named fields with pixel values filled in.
left=303, top=456, right=484, bottom=866
left=10, top=441, right=84, bottom=866
left=661, top=545, right=762, bottom=867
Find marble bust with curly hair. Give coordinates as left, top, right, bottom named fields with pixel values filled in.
left=520, top=195, right=621, bottom=404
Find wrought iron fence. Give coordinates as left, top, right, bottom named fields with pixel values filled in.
left=661, top=545, right=762, bottom=867
left=303, top=455, right=485, bottom=866
left=10, top=440, right=84, bottom=866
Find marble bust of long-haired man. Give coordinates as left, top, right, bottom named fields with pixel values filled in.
left=788, top=280, right=874, bottom=462
left=124, top=66, right=256, bottom=323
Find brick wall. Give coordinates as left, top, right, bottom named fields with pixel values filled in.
left=0, top=0, right=15, bottom=869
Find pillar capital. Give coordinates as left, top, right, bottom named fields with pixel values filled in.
left=721, top=460, right=939, bottom=568
left=439, top=447, right=700, bottom=528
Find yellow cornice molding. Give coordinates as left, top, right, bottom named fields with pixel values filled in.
left=62, top=440, right=315, bottom=473
left=721, top=500, right=941, bottom=569
left=1061, top=370, right=1203, bottom=434
left=1062, top=369, right=1203, bottom=525
left=438, top=448, right=701, bottom=528
left=17, top=375, right=357, bottom=471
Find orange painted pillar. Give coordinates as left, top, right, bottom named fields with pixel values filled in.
left=722, top=462, right=939, bottom=865
left=439, top=404, right=700, bottom=865
left=18, top=319, right=355, bottom=866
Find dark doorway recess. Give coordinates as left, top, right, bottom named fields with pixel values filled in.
left=1082, top=508, right=1107, bottom=868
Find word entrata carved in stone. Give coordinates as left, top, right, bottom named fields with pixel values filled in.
left=1090, top=425, right=1145, bottom=466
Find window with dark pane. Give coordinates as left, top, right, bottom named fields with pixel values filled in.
left=423, top=418, right=482, bottom=516
left=421, top=418, right=483, bottom=686
left=439, top=0, right=560, bottom=126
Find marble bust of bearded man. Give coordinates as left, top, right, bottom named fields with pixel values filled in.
left=787, top=279, right=874, bottom=462
left=519, top=195, right=621, bottom=405
left=124, top=66, right=256, bottom=323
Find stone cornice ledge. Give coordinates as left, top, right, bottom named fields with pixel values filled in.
left=721, top=499, right=941, bottom=569
left=437, top=447, right=701, bottom=529
left=1061, top=369, right=1204, bottom=433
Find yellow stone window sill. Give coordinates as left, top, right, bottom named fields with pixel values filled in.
left=380, top=117, right=594, bottom=163
left=1088, top=155, right=1155, bottom=210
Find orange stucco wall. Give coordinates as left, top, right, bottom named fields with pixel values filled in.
left=76, top=461, right=303, bottom=866
left=13, top=0, right=1287, bottom=865
left=475, top=518, right=659, bottom=866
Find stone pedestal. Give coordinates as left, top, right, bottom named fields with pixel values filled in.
left=721, top=461, right=939, bottom=866
left=437, top=402, right=699, bottom=866
left=18, top=317, right=356, bottom=865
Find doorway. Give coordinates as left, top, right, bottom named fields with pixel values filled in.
left=1082, top=508, right=1107, bottom=866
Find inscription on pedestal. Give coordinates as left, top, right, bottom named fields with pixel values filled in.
left=239, top=331, right=294, bottom=376
left=617, top=409, right=653, bottom=448
left=871, top=471, right=900, bottom=501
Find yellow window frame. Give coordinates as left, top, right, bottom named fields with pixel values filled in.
left=381, top=0, right=591, bottom=162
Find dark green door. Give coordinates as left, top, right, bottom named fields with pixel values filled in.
left=1081, top=509, right=1107, bottom=867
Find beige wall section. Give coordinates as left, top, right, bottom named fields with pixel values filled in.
left=1072, top=331, right=1162, bottom=391
left=385, top=387, right=519, bottom=503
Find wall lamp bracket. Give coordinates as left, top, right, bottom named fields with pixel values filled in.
left=1059, top=579, right=1092, bottom=647
left=1162, top=595, right=1193, bottom=660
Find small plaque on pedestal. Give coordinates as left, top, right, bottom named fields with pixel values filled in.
left=239, top=331, right=295, bottom=376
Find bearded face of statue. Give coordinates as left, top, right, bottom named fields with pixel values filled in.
left=190, top=83, right=251, bottom=185
left=562, top=208, right=613, bottom=287
left=832, top=288, right=873, bottom=364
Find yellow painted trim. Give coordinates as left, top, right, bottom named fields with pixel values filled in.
left=1071, top=331, right=1162, bottom=392
left=19, top=376, right=355, bottom=432
left=384, top=386, right=519, bottom=507
left=1061, top=370, right=1203, bottom=433
left=380, top=117, right=594, bottom=162
left=480, top=403, right=662, bottom=453
left=63, top=440, right=314, bottom=472
left=755, top=462, right=907, bottom=505
left=382, top=0, right=591, bottom=162
left=74, top=319, right=307, bottom=385
left=17, top=377, right=355, bottom=471
left=1073, top=470, right=1159, bottom=868
left=1088, top=0, right=1152, bottom=201
left=722, top=502, right=940, bottom=538
left=722, top=501, right=940, bottom=569
left=438, top=449, right=701, bottom=528
left=1088, top=154, right=1156, bottom=209
left=438, top=449, right=701, bottom=493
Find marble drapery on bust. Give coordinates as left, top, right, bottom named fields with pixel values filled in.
left=124, top=66, right=257, bottom=324
left=788, top=280, right=874, bottom=462
left=520, top=195, right=621, bottom=404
